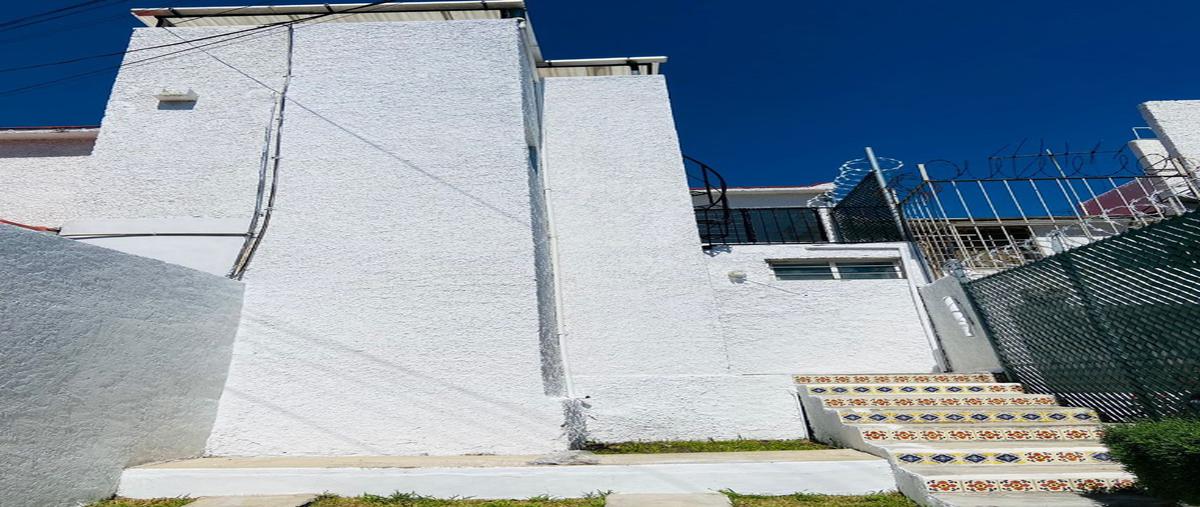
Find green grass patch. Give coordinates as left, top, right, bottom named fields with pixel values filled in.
left=305, top=492, right=606, bottom=506
left=583, top=438, right=830, bottom=454
left=87, top=498, right=193, bottom=507
left=725, top=491, right=917, bottom=507
left=88, top=491, right=913, bottom=507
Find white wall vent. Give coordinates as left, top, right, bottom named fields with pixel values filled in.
left=155, top=88, right=198, bottom=102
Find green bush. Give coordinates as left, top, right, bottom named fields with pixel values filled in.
left=1102, top=418, right=1200, bottom=503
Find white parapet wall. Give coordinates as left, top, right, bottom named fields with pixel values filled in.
left=1141, top=100, right=1200, bottom=171
left=541, top=75, right=805, bottom=443
left=0, top=225, right=244, bottom=507
left=703, top=243, right=941, bottom=375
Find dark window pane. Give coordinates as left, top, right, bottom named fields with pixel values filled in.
left=838, top=262, right=901, bottom=280
left=772, top=263, right=835, bottom=280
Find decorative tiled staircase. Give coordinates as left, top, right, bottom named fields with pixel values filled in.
left=795, top=374, right=1134, bottom=507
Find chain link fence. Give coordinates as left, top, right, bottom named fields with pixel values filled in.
left=963, top=210, right=1200, bottom=421
left=832, top=174, right=905, bottom=243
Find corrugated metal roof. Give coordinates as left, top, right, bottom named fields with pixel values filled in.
left=130, top=2, right=667, bottom=74
left=132, top=2, right=543, bottom=61
left=539, top=57, right=666, bottom=78
left=131, top=1, right=525, bottom=27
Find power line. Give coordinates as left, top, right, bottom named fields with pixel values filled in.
left=0, top=19, right=286, bottom=74
left=0, top=5, right=254, bottom=46
left=0, top=2, right=388, bottom=75
left=0, top=0, right=126, bottom=33
left=0, top=1, right=392, bottom=98
left=0, top=11, right=130, bottom=45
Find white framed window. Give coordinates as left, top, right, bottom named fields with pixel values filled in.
left=770, top=259, right=903, bottom=281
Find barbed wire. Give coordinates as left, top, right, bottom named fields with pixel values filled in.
left=807, top=155, right=904, bottom=206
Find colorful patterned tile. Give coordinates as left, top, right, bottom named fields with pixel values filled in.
left=793, top=373, right=996, bottom=384
left=962, top=480, right=999, bottom=492
left=1035, top=479, right=1072, bottom=492
left=926, top=480, right=960, bottom=493
left=1071, top=478, right=1108, bottom=492
left=999, top=479, right=1035, bottom=492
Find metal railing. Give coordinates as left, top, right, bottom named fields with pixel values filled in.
left=898, top=156, right=1200, bottom=278
left=695, top=207, right=826, bottom=245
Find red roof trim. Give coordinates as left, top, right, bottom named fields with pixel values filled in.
left=0, top=125, right=100, bottom=131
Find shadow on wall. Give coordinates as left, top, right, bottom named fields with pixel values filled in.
left=210, top=311, right=571, bottom=454
left=0, top=225, right=244, bottom=507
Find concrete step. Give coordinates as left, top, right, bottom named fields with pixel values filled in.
left=929, top=491, right=1171, bottom=507
left=837, top=407, right=1098, bottom=425
left=880, top=441, right=1106, bottom=450
left=116, top=450, right=895, bottom=499
left=805, top=383, right=1023, bottom=395
left=816, top=393, right=1058, bottom=409
left=794, top=373, right=995, bottom=384
left=887, top=444, right=1113, bottom=466
left=189, top=496, right=317, bottom=507
left=896, top=464, right=1135, bottom=495
left=852, top=424, right=1103, bottom=443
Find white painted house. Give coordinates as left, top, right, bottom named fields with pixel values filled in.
left=0, top=1, right=942, bottom=462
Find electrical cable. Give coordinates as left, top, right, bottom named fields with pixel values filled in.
left=0, top=1, right=392, bottom=97
left=0, top=5, right=256, bottom=45
left=0, top=0, right=124, bottom=32
left=0, top=1, right=388, bottom=74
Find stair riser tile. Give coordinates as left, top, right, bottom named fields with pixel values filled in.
left=795, top=374, right=995, bottom=384
left=924, top=478, right=1136, bottom=494
left=839, top=409, right=1097, bottom=425
left=860, top=427, right=1101, bottom=442
left=820, top=396, right=1056, bottom=408
left=807, top=384, right=1023, bottom=395
left=895, top=450, right=1113, bottom=466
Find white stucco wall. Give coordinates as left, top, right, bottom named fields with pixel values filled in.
left=542, top=76, right=805, bottom=442
left=0, top=225, right=243, bottom=507
left=917, top=275, right=1003, bottom=373
left=704, top=243, right=940, bottom=375
left=0, top=28, right=287, bottom=227
left=0, top=139, right=94, bottom=226
left=203, top=19, right=566, bottom=456
left=1141, top=100, right=1200, bottom=172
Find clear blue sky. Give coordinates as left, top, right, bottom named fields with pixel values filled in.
left=3, top=0, right=1199, bottom=186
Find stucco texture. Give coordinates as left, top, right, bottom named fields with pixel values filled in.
left=0, top=225, right=244, bottom=507
left=0, top=144, right=92, bottom=226
left=204, top=20, right=566, bottom=456
left=703, top=243, right=939, bottom=375
left=918, top=275, right=1002, bottom=373
left=0, top=27, right=287, bottom=227
left=1141, top=100, right=1200, bottom=171
left=542, top=76, right=805, bottom=442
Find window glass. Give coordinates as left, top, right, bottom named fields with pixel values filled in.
left=837, top=261, right=901, bottom=280
left=771, top=263, right=834, bottom=280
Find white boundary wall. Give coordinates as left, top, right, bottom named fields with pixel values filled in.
left=917, top=276, right=1003, bottom=373
left=0, top=225, right=244, bottom=507
left=704, top=243, right=940, bottom=375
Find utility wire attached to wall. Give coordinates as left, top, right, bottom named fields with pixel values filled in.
left=228, top=24, right=293, bottom=280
